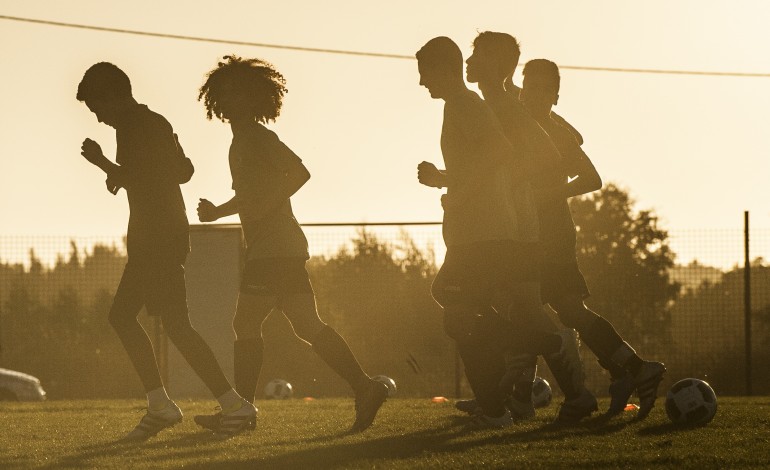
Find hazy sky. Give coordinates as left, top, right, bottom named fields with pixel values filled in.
left=2, top=0, right=769, bottom=265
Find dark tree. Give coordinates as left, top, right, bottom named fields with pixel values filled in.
left=569, top=183, right=680, bottom=353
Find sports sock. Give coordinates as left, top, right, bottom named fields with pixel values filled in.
left=217, top=388, right=250, bottom=415
left=608, top=341, right=645, bottom=376
left=512, top=380, right=534, bottom=404
left=598, top=358, right=628, bottom=381
left=576, top=316, right=623, bottom=359
left=625, top=356, right=644, bottom=376
left=234, top=337, right=264, bottom=403
left=543, top=331, right=584, bottom=401
left=146, top=386, right=172, bottom=411
left=459, top=341, right=507, bottom=417
left=311, top=325, right=370, bottom=394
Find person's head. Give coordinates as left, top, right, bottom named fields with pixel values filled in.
left=520, top=59, right=560, bottom=115
left=466, top=31, right=520, bottom=86
left=416, top=37, right=464, bottom=99
left=76, top=62, right=134, bottom=128
left=198, top=55, right=287, bottom=124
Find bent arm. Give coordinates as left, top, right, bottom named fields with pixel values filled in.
left=563, top=152, right=602, bottom=198
left=215, top=196, right=240, bottom=218
left=535, top=146, right=602, bottom=200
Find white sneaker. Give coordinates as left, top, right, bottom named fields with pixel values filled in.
left=214, top=401, right=258, bottom=439
left=466, top=410, right=514, bottom=429
left=122, top=402, right=183, bottom=442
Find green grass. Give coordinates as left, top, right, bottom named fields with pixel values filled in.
left=1, top=397, right=769, bottom=469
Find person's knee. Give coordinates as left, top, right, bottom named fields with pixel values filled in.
left=443, top=305, right=502, bottom=346
left=232, top=311, right=262, bottom=341
left=232, top=292, right=275, bottom=339
left=279, top=293, right=326, bottom=343
left=430, top=282, right=448, bottom=307
left=291, top=317, right=326, bottom=344
left=443, top=305, right=471, bottom=342
left=553, top=300, right=597, bottom=331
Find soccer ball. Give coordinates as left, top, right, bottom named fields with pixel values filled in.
left=665, top=378, right=717, bottom=426
left=531, top=376, right=553, bottom=408
left=264, top=379, right=293, bottom=399
left=372, top=375, right=397, bottom=397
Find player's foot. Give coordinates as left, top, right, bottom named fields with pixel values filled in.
left=465, top=410, right=514, bottom=429
left=194, top=407, right=257, bottom=432
left=455, top=398, right=482, bottom=415
left=351, top=379, right=389, bottom=432
left=633, top=361, right=666, bottom=420
left=555, top=389, right=598, bottom=424
left=121, top=402, right=183, bottom=442
left=213, top=401, right=258, bottom=439
left=506, top=395, right=536, bottom=421
left=604, top=374, right=635, bottom=418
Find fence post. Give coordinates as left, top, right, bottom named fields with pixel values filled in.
left=744, top=210, right=752, bottom=396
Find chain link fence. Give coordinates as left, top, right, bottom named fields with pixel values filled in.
left=1, top=223, right=768, bottom=399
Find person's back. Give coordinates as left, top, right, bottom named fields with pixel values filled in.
left=195, top=55, right=389, bottom=434
left=460, top=31, right=599, bottom=424
left=520, top=58, right=667, bottom=420
left=482, top=90, right=562, bottom=244
left=440, top=88, right=518, bottom=246
left=228, top=121, right=308, bottom=258
left=76, top=61, right=256, bottom=442
left=527, top=116, right=582, bottom=262
left=116, top=103, right=190, bottom=259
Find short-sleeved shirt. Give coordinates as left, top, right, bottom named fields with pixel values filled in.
left=229, top=123, right=309, bottom=260
left=440, top=90, right=519, bottom=247
left=532, top=115, right=587, bottom=262
left=484, top=93, right=564, bottom=244
left=114, top=104, right=190, bottom=261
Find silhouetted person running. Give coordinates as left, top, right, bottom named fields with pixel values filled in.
left=415, top=37, right=571, bottom=428
left=193, top=55, right=388, bottom=433
left=519, top=59, right=666, bottom=419
left=418, top=32, right=597, bottom=424
left=76, top=62, right=256, bottom=441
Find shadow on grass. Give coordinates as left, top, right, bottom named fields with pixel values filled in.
left=37, top=429, right=222, bottom=469
left=636, top=420, right=708, bottom=436
left=40, top=412, right=636, bottom=469
left=0, top=455, right=34, bottom=469
left=180, top=416, right=629, bottom=469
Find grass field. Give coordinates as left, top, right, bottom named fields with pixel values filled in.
left=1, top=397, right=769, bottom=469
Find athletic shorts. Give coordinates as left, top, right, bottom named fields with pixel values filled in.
left=504, top=241, right=542, bottom=283
left=540, top=259, right=590, bottom=306
left=112, top=255, right=188, bottom=318
left=431, top=240, right=541, bottom=308
left=240, top=257, right=314, bottom=298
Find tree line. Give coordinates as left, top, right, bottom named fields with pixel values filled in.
left=1, top=184, right=767, bottom=398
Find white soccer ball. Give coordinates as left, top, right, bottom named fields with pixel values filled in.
left=531, top=376, right=553, bottom=408
left=665, top=378, right=717, bottom=426
left=372, top=375, right=397, bottom=397
left=264, top=379, right=293, bottom=399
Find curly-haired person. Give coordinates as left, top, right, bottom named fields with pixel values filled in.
left=76, top=62, right=257, bottom=441
left=194, top=55, right=388, bottom=433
